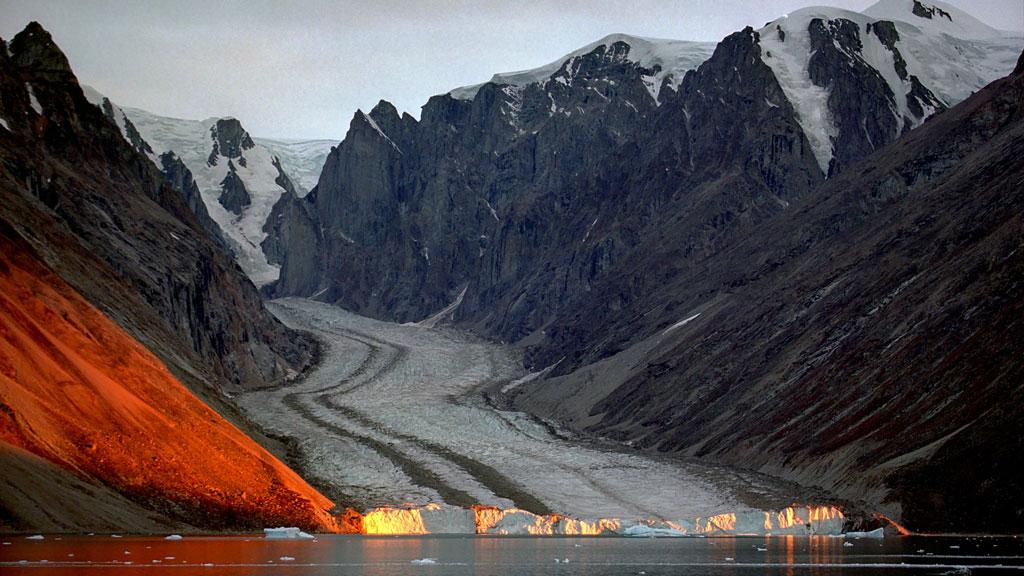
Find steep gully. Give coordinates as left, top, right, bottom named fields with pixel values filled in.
left=238, top=298, right=846, bottom=535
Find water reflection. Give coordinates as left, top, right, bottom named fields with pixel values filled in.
left=0, top=533, right=1020, bottom=575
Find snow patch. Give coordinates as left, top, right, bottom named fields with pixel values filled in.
left=360, top=110, right=402, bottom=154
left=501, top=360, right=562, bottom=394
left=663, top=312, right=701, bottom=335
left=416, top=286, right=467, bottom=328
left=25, top=83, right=42, bottom=115
left=0, top=117, right=9, bottom=131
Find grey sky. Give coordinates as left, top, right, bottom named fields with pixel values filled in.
left=2, top=0, right=1021, bottom=139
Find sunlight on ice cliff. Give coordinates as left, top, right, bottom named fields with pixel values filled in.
left=357, top=504, right=844, bottom=536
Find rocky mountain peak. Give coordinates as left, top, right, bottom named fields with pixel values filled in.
left=911, top=0, right=951, bottom=21
left=1016, top=49, right=1024, bottom=76
left=8, top=22, right=76, bottom=83
left=207, top=117, right=255, bottom=165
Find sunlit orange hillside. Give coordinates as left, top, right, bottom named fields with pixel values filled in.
left=0, top=229, right=337, bottom=532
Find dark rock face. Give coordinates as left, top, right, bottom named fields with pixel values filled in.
left=218, top=159, right=252, bottom=214
left=514, top=58, right=1024, bottom=533
left=261, top=189, right=320, bottom=296
left=207, top=117, right=255, bottom=166
left=806, top=17, right=945, bottom=175
left=912, top=0, right=952, bottom=21
left=159, top=150, right=226, bottom=246
left=268, top=29, right=821, bottom=340
left=99, top=97, right=154, bottom=157
left=809, top=18, right=900, bottom=176
left=267, top=20, right=950, bottom=341
left=0, top=23, right=317, bottom=395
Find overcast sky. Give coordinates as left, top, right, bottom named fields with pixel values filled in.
left=2, top=0, right=1021, bottom=139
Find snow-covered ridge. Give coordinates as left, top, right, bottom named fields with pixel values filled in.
left=758, top=2, right=1023, bottom=173
left=863, top=0, right=1008, bottom=41
left=449, top=33, right=716, bottom=101
left=81, top=87, right=335, bottom=286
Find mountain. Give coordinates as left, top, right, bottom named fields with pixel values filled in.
left=761, top=1, right=1023, bottom=174
left=265, top=0, right=1021, bottom=325
left=514, top=47, right=1024, bottom=533
left=262, top=1, right=1023, bottom=531
left=448, top=33, right=716, bottom=102
left=0, top=23, right=329, bottom=530
left=0, top=222, right=337, bottom=532
left=79, top=92, right=336, bottom=286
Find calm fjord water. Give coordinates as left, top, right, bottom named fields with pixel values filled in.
left=2, top=534, right=1022, bottom=575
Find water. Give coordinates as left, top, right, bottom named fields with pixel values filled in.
left=2, top=534, right=1022, bottom=574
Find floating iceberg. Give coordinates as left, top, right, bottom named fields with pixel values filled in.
left=25, top=535, right=44, bottom=540
left=845, top=527, right=885, bottom=539
left=164, top=534, right=183, bottom=541
left=263, top=527, right=315, bottom=540
left=623, top=524, right=686, bottom=538
left=411, top=558, right=437, bottom=565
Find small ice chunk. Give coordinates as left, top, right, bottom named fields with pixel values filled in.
left=845, top=527, right=884, bottom=539
left=279, top=556, right=295, bottom=561
left=844, top=541, right=854, bottom=547
left=263, top=527, right=314, bottom=540
left=411, top=558, right=437, bottom=565
left=165, top=534, right=183, bottom=540
left=26, top=535, right=44, bottom=540
left=111, top=534, right=122, bottom=538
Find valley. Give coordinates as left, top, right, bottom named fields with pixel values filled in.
left=238, top=298, right=829, bottom=529
left=2, top=0, right=1023, bottom=540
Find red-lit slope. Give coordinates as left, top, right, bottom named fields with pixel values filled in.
left=0, top=227, right=337, bottom=532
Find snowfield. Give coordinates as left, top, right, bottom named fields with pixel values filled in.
left=238, top=298, right=836, bottom=529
